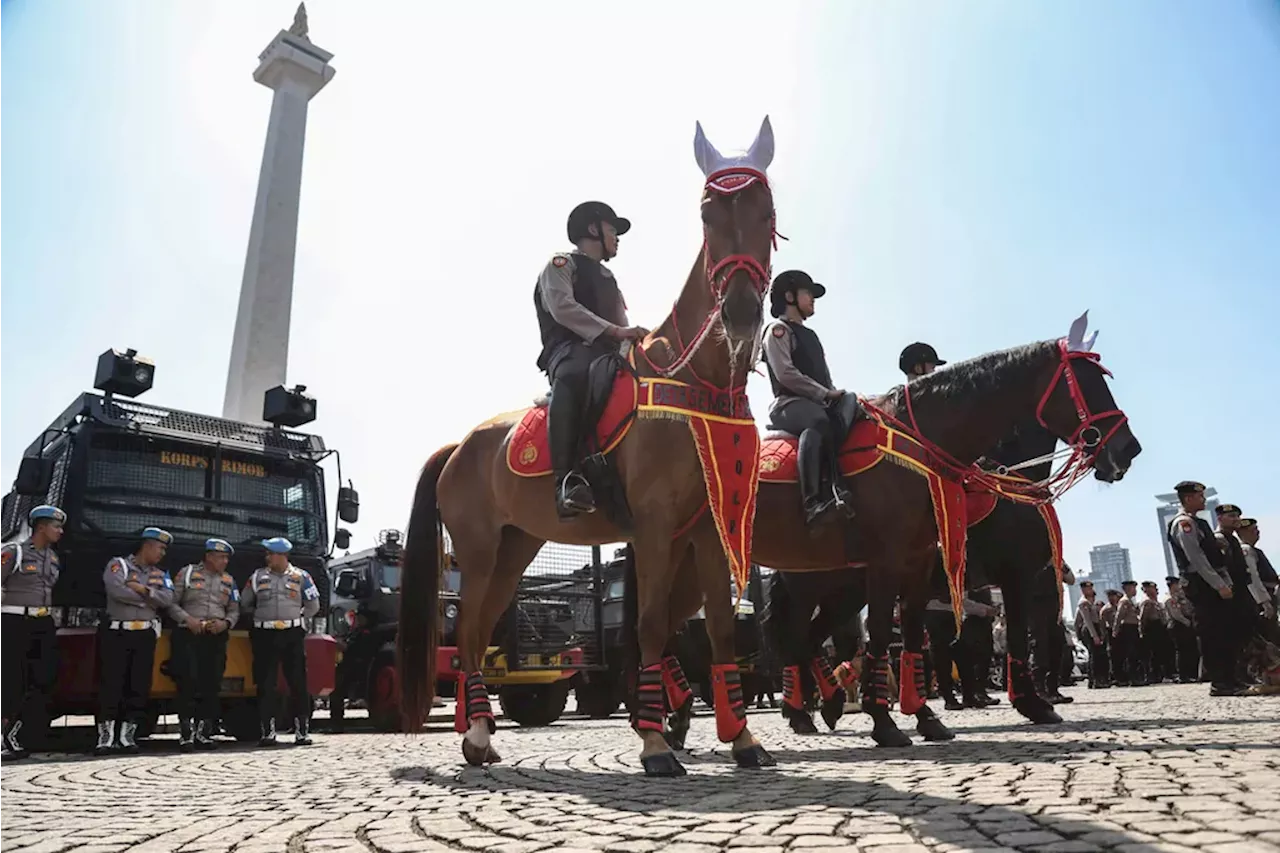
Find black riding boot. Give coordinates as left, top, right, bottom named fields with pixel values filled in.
left=548, top=378, right=595, bottom=518
left=799, top=429, right=836, bottom=526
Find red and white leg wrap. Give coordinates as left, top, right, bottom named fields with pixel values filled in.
left=810, top=657, right=841, bottom=702
left=661, top=655, right=693, bottom=711
left=861, top=654, right=891, bottom=710
left=781, top=664, right=805, bottom=711
left=632, top=663, right=665, bottom=734
left=710, top=664, right=748, bottom=743
left=833, top=658, right=859, bottom=693
left=898, top=651, right=927, bottom=715
left=462, top=671, right=495, bottom=734
left=1008, top=655, right=1034, bottom=703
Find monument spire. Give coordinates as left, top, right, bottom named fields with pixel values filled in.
left=222, top=5, right=335, bottom=423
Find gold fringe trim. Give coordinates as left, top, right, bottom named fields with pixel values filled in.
left=636, top=409, right=690, bottom=423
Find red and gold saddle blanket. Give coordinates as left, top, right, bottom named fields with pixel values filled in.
left=506, top=371, right=640, bottom=477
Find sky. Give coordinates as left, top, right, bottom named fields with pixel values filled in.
left=3, top=1, right=1279, bottom=606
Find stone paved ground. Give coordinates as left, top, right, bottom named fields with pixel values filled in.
left=3, top=684, right=1278, bottom=853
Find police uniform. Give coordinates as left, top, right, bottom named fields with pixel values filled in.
left=1074, top=581, right=1109, bottom=688
left=1164, top=577, right=1200, bottom=683
left=168, top=539, right=240, bottom=751
left=1238, top=519, right=1278, bottom=607
left=1112, top=582, right=1142, bottom=685
left=1, top=505, right=66, bottom=760
left=1166, top=481, right=1247, bottom=694
left=97, top=527, right=175, bottom=755
left=534, top=201, right=633, bottom=519
left=762, top=270, right=859, bottom=524
left=1138, top=581, right=1172, bottom=683
left=241, top=537, right=320, bottom=745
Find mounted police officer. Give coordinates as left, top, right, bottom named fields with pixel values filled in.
left=899, top=342, right=947, bottom=382
left=241, top=538, right=320, bottom=746
left=97, top=527, right=175, bottom=755
left=1167, top=481, right=1252, bottom=696
left=762, top=270, right=858, bottom=525
left=534, top=201, right=647, bottom=520
left=1, top=505, right=66, bottom=761
left=168, top=538, right=240, bottom=752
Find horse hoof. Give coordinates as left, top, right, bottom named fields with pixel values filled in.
left=871, top=719, right=912, bottom=748
left=1014, top=697, right=1062, bottom=725
left=786, top=710, right=819, bottom=735
left=461, top=739, right=501, bottom=766
left=820, top=698, right=845, bottom=731
left=915, top=714, right=955, bottom=742
left=732, top=743, right=777, bottom=769
left=641, top=751, right=687, bottom=777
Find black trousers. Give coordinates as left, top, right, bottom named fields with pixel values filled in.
left=1170, top=622, right=1200, bottom=681
left=252, top=628, right=309, bottom=724
left=1141, top=622, right=1173, bottom=683
left=1112, top=624, right=1142, bottom=684
left=1184, top=578, right=1240, bottom=687
left=960, top=616, right=995, bottom=691
left=171, top=629, right=228, bottom=722
left=924, top=610, right=963, bottom=696
left=2, top=613, right=58, bottom=741
left=1084, top=637, right=1109, bottom=685
left=98, top=627, right=156, bottom=723
left=546, top=341, right=613, bottom=475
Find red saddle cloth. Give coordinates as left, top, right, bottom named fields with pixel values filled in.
left=758, top=419, right=887, bottom=484
left=506, top=372, right=640, bottom=477
left=965, top=491, right=999, bottom=528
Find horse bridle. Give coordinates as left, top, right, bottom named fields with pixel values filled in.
left=646, top=168, right=778, bottom=383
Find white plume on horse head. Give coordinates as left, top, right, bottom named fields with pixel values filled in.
left=693, top=116, right=775, bottom=179
left=1065, top=310, right=1099, bottom=352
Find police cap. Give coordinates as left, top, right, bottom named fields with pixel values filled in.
left=899, top=342, right=948, bottom=375
left=1215, top=503, right=1241, bottom=516
left=1174, top=480, right=1205, bottom=495
left=1238, top=518, right=1258, bottom=529
left=1105, top=588, right=1122, bottom=596
left=205, top=538, right=235, bottom=555
left=1165, top=576, right=1181, bottom=584
left=1078, top=579, right=1093, bottom=588
left=1141, top=580, right=1157, bottom=589
left=141, top=527, right=173, bottom=545
left=567, top=201, right=631, bottom=243
left=262, top=537, right=293, bottom=554
left=29, top=505, right=67, bottom=525
left=1121, top=579, right=1137, bottom=587
left=769, top=270, right=826, bottom=318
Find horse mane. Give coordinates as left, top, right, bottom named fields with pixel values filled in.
left=874, top=339, right=1060, bottom=415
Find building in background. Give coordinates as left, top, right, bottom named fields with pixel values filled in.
left=1155, top=487, right=1220, bottom=579
left=1070, top=542, right=1133, bottom=616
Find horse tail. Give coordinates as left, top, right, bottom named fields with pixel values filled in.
left=619, top=544, right=639, bottom=710
left=397, top=443, right=457, bottom=733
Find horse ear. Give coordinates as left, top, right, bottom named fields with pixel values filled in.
left=693, top=120, right=725, bottom=178
left=746, top=115, right=775, bottom=173
left=1065, top=310, right=1089, bottom=351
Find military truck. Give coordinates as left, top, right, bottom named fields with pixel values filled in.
left=0, top=349, right=358, bottom=742
left=327, top=534, right=597, bottom=730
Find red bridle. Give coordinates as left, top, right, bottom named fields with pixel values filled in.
left=641, top=167, right=779, bottom=387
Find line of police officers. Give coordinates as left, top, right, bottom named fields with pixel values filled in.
left=1, top=505, right=321, bottom=761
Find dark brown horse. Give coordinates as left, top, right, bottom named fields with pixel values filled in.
left=398, top=118, right=782, bottom=776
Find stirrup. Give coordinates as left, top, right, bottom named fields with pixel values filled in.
left=556, top=472, right=596, bottom=517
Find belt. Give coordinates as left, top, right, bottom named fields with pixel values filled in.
left=254, top=618, right=303, bottom=630
left=110, top=619, right=160, bottom=631
left=1, top=605, right=52, bottom=617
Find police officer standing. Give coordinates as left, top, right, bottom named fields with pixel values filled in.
left=97, top=527, right=175, bottom=755
left=1164, top=576, right=1200, bottom=683
left=1138, top=581, right=1171, bottom=683
left=1074, top=580, right=1109, bottom=688
left=1237, top=518, right=1278, bottom=608
left=534, top=201, right=645, bottom=520
left=1112, top=581, right=1142, bottom=685
left=168, top=538, right=240, bottom=751
left=1, top=505, right=66, bottom=761
left=241, top=538, right=320, bottom=746
left=763, top=270, right=859, bottom=525
left=1100, top=589, right=1121, bottom=683
left=1167, top=481, right=1253, bottom=696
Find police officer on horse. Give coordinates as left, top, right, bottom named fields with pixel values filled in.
left=899, top=342, right=947, bottom=381
left=534, top=201, right=647, bottom=519
left=762, top=270, right=858, bottom=526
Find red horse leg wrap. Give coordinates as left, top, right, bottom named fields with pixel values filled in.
left=661, top=655, right=693, bottom=711
left=453, top=672, right=467, bottom=734
left=632, top=664, right=665, bottom=733
left=781, top=664, right=805, bottom=710
left=833, top=659, right=859, bottom=692
left=810, top=657, right=841, bottom=702
left=1008, top=656, right=1032, bottom=703
left=463, top=671, right=495, bottom=734
left=899, top=651, right=927, bottom=715
left=861, top=654, right=891, bottom=709
left=711, top=664, right=748, bottom=743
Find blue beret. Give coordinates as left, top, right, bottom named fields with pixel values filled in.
left=142, top=527, right=173, bottom=545
left=29, top=505, right=67, bottom=525
left=262, top=537, right=293, bottom=554
left=205, top=538, right=234, bottom=555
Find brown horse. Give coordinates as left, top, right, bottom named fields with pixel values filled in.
left=632, top=317, right=1141, bottom=750
left=398, top=117, right=782, bottom=777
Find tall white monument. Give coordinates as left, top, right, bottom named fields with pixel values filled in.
left=222, top=4, right=335, bottom=423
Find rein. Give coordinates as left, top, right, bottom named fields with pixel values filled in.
left=639, top=168, right=779, bottom=390
left=875, top=341, right=1128, bottom=505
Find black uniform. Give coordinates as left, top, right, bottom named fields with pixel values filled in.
left=1168, top=510, right=1239, bottom=690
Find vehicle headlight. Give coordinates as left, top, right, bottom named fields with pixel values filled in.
left=444, top=604, right=458, bottom=619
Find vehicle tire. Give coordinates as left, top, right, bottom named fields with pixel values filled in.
left=498, top=681, right=570, bottom=727
left=367, top=658, right=402, bottom=733
left=574, top=675, right=620, bottom=718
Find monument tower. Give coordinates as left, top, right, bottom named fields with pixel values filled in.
left=222, top=4, right=335, bottom=423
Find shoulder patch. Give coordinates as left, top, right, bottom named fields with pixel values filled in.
left=1179, top=519, right=1193, bottom=532
left=552, top=255, right=568, bottom=269
left=772, top=325, right=786, bottom=338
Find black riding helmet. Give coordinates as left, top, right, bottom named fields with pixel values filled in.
left=769, top=270, right=826, bottom=318
left=898, top=342, right=947, bottom=376
left=567, top=201, right=631, bottom=244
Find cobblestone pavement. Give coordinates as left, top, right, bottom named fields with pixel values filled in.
left=3, top=684, right=1278, bottom=853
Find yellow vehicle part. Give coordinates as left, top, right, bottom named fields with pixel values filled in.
left=477, top=646, right=575, bottom=685
left=148, top=630, right=343, bottom=697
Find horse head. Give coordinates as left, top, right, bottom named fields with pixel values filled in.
left=1033, top=311, right=1142, bottom=483
left=692, top=116, right=776, bottom=347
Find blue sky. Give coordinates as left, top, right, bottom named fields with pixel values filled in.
left=3, top=1, right=1278, bottom=598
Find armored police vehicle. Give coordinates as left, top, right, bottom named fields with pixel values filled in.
left=0, top=349, right=358, bottom=741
